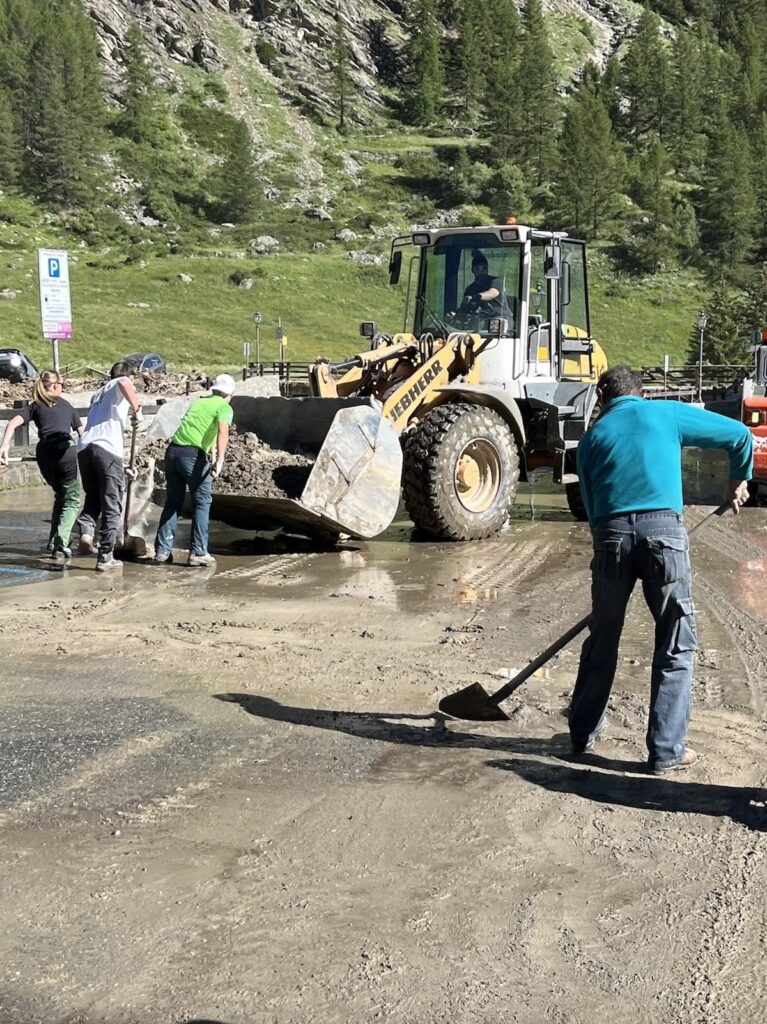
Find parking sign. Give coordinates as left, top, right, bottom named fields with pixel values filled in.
left=38, top=248, right=73, bottom=339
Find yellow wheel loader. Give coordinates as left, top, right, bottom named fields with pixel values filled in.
left=208, top=225, right=607, bottom=541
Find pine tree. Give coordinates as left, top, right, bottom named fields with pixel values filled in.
left=116, top=22, right=165, bottom=147
left=453, top=3, right=483, bottom=122
left=215, top=118, right=258, bottom=223
left=484, top=0, right=522, bottom=160
left=687, top=279, right=748, bottom=364
left=699, top=112, right=756, bottom=273
left=553, top=69, right=625, bottom=237
left=331, top=10, right=355, bottom=133
left=666, top=27, right=707, bottom=178
left=619, top=7, right=670, bottom=151
left=0, top=84, right=21, bottom=183
left=630, top=138, right=679, bottom=272
left=741, top=264, right=767, bottom=336
left=403, top=0, right=444, bottom=126
left=515, top=0, right=559, bottom=185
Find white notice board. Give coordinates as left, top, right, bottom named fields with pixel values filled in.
left=38, top=248, right=73, bottom=339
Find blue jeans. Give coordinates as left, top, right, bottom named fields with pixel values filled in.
left=154, top=445, right=213, bottom=558
left=569, top=511, right=698, bottom=769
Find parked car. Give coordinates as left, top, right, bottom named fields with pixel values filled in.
left=0, top=348, right=39, bottom=383
left=120, top=352, right=166, bottom=375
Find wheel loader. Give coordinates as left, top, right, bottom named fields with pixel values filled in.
left=174, top=225, right=608, bottom=541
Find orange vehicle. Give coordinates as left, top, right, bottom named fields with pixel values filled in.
left=742, top=329, right=767, bottom=499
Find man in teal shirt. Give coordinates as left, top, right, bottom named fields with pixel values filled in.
left=570, top=366, right=753, bottom=773
left=153, top=373, right=235, bottom=568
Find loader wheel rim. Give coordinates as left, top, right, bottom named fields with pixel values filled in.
left=454, top=438, right=502, bottom=513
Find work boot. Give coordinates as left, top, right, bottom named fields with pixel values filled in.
left=96, top=552, right=123, bottom=573
left=79, top=533, right=95, bottom=554
left=187, top=553, right=216, bottom=568
left=152, top=552, right=174, bottom=565
left=51, top=545, right=72, bottom=562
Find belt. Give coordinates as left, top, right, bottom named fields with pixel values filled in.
left=168, top=442, right=206, bottom=456
left=595, top=508, right=680, bottom=525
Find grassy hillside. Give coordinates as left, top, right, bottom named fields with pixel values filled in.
left=0, top=224, right=704, bottom=374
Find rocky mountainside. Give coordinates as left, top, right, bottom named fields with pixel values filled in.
left=87, top=0, right=634, bottom=117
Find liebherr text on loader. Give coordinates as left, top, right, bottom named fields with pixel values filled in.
left=207, top=225, right=608, bottom=541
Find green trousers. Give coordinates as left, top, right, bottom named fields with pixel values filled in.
left=37, top=437, right=82, bottom=548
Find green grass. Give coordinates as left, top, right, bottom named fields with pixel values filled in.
left=589, top=253, right=704, bottom=365
left=0, top=234, right=705, bottom=374
left=0, top=245, right=407, bottom=372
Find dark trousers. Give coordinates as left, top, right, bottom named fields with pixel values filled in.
left=76, top=444, right=124, bottom=555
left=569, top=510, right=698, bottom=769
left=36, top=436, right=81, bottom=548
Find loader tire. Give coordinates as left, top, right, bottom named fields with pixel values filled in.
left=565, top=481, right=588, bottom=521
left=403, top=403, right=519, bottom=541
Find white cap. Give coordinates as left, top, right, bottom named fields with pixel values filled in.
left=210, top=373, right=236, bottom=396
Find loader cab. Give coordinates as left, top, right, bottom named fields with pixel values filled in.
left=411, top=231, right=523, bottom=340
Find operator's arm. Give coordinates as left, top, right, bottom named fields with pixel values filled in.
left=117, top=376, right=142, bottom=415
left=576, top=433, right=595, bottom=527
left=476, top=277, right=501, bottom=302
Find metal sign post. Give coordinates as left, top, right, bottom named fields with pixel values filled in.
left=253, top=310, right=262, bottom=365
left=276, top=318, right=285, bottom=363
left=37, top=248, right=73, bottom=371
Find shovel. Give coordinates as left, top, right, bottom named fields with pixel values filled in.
left=439, top=502, right=731, bottom=721
left=115, top=417, right=147, bottom=559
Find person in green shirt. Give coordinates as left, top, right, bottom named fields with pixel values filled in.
left=152, top=374, right=235, bottom=567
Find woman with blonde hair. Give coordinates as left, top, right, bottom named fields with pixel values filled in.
left=0, top=371, right=84, bottom=559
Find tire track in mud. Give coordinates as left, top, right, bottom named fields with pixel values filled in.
left=455, top=538, right=561, bottom=594
left=669, top=819, right=767, bottom=1023
left=211, top=553, right=313, bottom=584
left=694, top=574, right=767, bottom=718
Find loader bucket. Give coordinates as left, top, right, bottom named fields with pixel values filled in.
left=210, top=395, right=403, bottom=539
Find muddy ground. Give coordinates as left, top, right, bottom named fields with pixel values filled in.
left=0, top=470, right=766, bottom=1024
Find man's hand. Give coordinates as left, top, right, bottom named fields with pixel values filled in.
left=124, top=467, right=136, bottom=482
left=727, top=479, right=750, bottom=514
left=211, top=457, right=225, bottom=480
left=0, top=444, right=10, bottom=467
left=131, top=407, right=143, bottom=426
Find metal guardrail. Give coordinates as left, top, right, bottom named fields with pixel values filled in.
left=242, top=361, right=312, bottom=382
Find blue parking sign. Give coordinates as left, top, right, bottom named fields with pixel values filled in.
left=48, top=257, right=61, bottom=278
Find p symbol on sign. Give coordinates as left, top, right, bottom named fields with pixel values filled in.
left=48, top=258, right=61, bottom=278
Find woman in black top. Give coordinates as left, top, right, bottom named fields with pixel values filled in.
left=0, top=371, right=84, bottom=559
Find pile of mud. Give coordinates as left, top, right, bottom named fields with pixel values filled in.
left=0, top=378, right=32, bottom=404
left=215, top=430, right=314, bottom=500
left=136, top=430, right=314, bottom=502
left=134, top=371, right=209, bottom=396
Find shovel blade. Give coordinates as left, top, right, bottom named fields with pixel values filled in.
left=438, top=682, right=509, bottom=722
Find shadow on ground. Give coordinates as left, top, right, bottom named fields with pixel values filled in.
left=216, top=693, right=766, bottom=831
left=487, top=755, right=767, bottom=832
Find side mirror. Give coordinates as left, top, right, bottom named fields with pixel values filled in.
left=544, top=245, right=561, bottom=279
left=487, top=317, right=508, bottom=337
left=359, top=321, right=377, bottom=339
left=389, top=250, right=402, bottom=286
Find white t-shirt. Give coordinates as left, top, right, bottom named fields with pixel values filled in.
left=79, top=378, right=131, bottom=458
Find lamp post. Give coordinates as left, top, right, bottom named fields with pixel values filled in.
left=697, top=309, right=708, bottom=403
left=253, top=310, right=262, bottom=366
